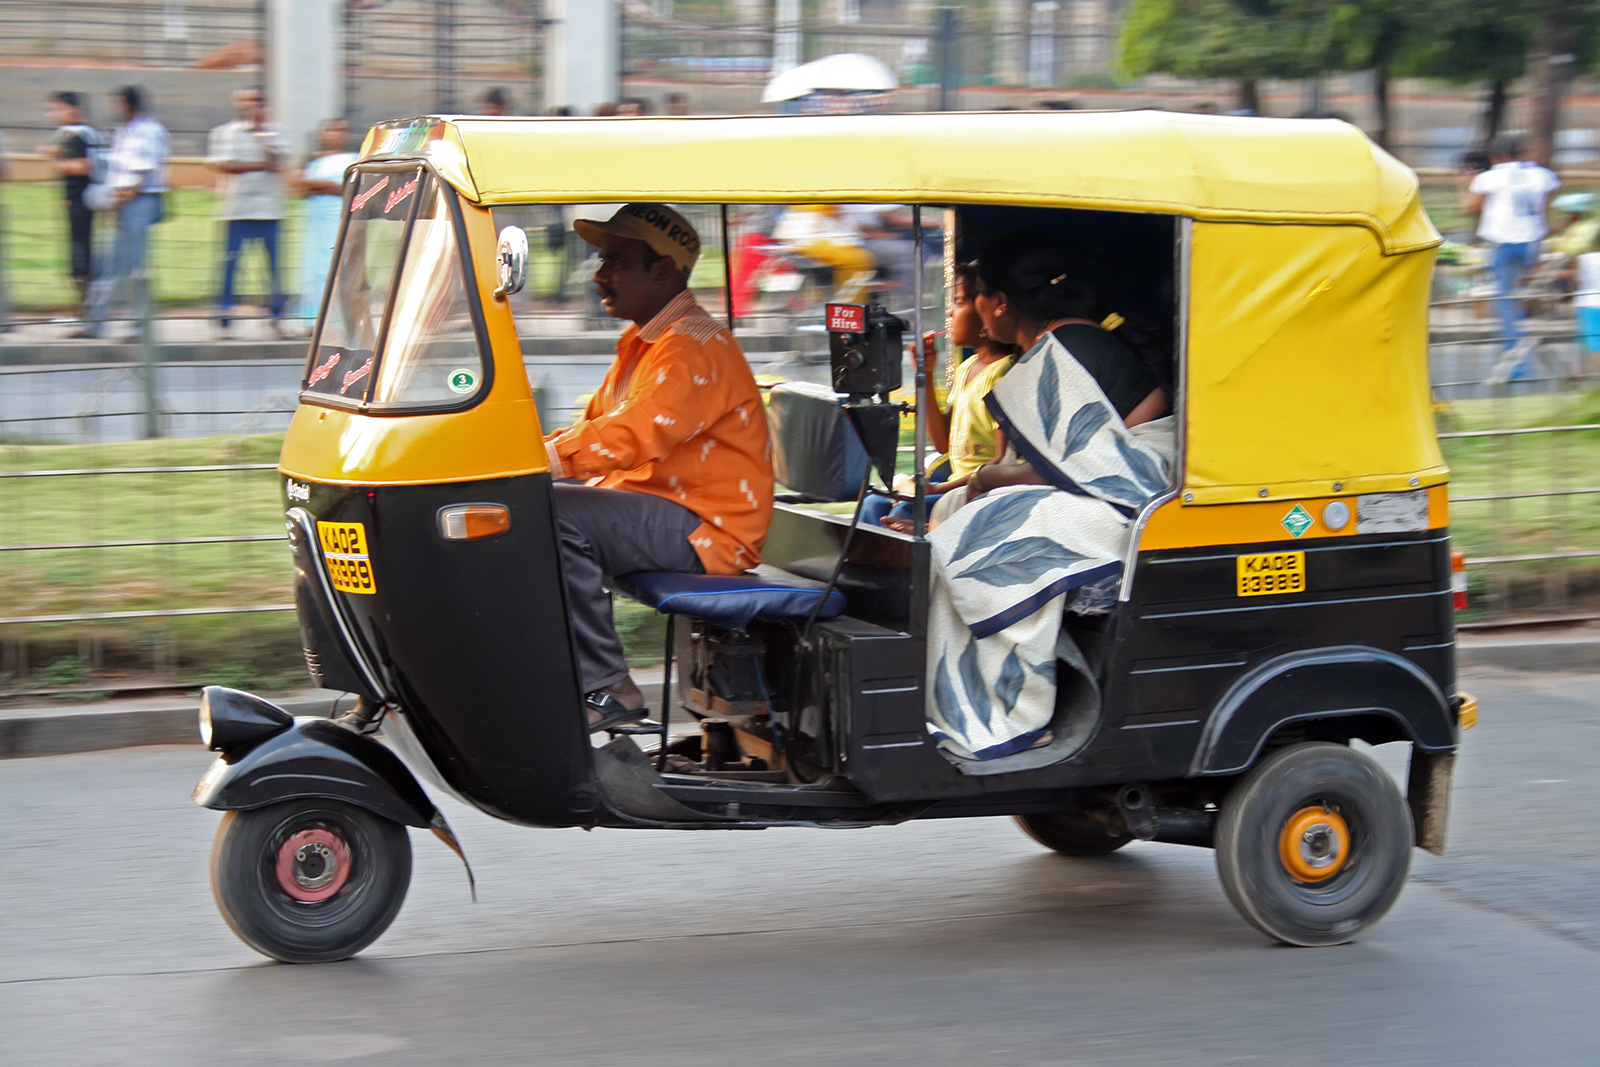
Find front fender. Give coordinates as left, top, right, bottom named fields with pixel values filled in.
left=193, top=716, right=438, bottom=829
left=1191, top=645, right=1458, bottom=776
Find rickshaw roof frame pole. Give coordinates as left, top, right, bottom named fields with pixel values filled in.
left=911, top=204, right=927, bottom=540
left=720, top=204, right=734, bottom=332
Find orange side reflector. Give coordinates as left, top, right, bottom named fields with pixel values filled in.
left=438, top=504, right=511, bottom=541
left=1450, top=550, right=1468, bottom=610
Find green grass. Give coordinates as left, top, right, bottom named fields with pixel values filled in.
left=2, top=183, right=313, bottom=313
left=0, top=432, right=666, bottom=692
left=1438, top=390, right=1600, bottom=553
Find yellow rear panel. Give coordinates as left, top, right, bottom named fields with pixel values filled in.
left=1183, top=222, right=1445, bottom=505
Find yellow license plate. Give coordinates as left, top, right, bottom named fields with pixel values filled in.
left=317, top=521, right=378, bottom=595
left=1236, top=550, right=1305, bottom=597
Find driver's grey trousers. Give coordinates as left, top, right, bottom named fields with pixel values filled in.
left=551, top=482, right=704, bottom=694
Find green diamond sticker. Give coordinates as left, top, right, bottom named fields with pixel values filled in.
left=1281, top=503, right=1314, bottom=538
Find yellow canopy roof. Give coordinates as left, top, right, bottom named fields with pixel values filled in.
left=361, top=110, right=1440, bottom=255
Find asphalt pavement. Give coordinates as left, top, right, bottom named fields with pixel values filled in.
left=2, top=665, right=1598, bottom=1065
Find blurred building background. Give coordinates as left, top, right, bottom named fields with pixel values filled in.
left=4, top=1, right=1597, bottom=166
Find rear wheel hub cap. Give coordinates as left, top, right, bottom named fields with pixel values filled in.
left=1279, top=805, right=1351, bottom=883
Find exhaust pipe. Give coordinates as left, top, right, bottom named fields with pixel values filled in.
left=1117, top=783, right=1216, bottom=848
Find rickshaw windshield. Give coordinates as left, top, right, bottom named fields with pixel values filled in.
left=303, top=165, right=487, bottom=409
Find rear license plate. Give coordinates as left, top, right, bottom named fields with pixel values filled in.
left=1236, top=551, right=1305, bottom=597
left=317, top=521, right=377, bottom=594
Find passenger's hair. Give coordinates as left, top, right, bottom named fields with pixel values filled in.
left=975, top=241, right=1112, bottom=329
left=952, top=260, right=1020, bottom=356
left=117, top=85, right=144, bottom=113
left=952, top=260, right=981, bottom=297
left=1490, top=132, right=1522, bottom=161
left=52, top=90, right=81, bottom=108
left=976, top=237, right=1171, bottom=393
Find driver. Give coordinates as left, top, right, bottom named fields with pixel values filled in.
left=546, top=203, right=774, bottom=731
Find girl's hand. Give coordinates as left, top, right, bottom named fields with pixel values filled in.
left=918, top=331, right=939, bottom=372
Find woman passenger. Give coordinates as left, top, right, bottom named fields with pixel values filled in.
left=962, top=244, right=1170, bottom=500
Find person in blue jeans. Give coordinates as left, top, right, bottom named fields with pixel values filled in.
left=208, top=88, right=288, bottom=337
left=864, top=261, right=1018, bottom=529
left=1468, top=134, right=1560, bottom=376
left=80, top=86, right=168, bottom=339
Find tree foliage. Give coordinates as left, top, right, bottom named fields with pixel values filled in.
left=1117, top=0, right=1369, bottom=85
left=1117, top=0, right=1600, bottom=156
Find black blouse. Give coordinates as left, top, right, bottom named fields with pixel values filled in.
left=1050, top=323, right=1162, bottom=420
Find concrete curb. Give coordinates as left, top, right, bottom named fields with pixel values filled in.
left=0, top=678, right=665, bottom=760
left=1, top=640, right=1594, bottom=760
left=1456, top=633, right=1600, bottom=673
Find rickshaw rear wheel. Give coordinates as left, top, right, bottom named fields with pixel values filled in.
left=210, top=798, right=412, bottom=964
left=1215, top=741, right=1412, bottom=948
left=1014, top=811, right=1132, bottom=856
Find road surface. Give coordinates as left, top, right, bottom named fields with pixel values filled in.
left=3, top=666, right=1598, bottom=1065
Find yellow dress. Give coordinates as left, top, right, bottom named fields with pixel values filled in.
left=943, top=353, right=1014, bottom=479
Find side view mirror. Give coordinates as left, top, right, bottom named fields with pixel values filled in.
left=494, top=226, right=528, bottom=299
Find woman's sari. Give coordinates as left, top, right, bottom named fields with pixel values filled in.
left=925, top=329, right=1175, bottom=764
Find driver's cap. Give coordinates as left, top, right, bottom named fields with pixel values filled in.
left=574, top=203, right=701, bottom=272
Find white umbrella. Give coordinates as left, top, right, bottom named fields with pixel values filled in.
left=760, top=53, right=898, bottom=104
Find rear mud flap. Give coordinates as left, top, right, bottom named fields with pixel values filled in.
left=1408, top=749, right=1455, bottom=855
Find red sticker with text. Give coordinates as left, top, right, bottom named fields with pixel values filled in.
left=826, top=303, right=865, bottom=333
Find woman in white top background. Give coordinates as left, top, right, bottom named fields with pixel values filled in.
left=295, top=118, right=358, bottom=327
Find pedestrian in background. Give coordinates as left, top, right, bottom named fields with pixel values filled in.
left=81, top=85, right=168, bottom=339
left=208, top=87, right=287, bottom=338
left=481, top=87, right=510, bottom=116
left=0, top=130, right=10, bottom=331
left=1467, top=133, right=1560, bottom=365
left=41, top=91, right=103, bottom=321
left=295, top=117, right=357, bottom=325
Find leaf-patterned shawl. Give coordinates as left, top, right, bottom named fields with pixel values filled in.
left=983, top=330, right=1172, bottom=515
left=924, top=330, right=1175, bottom=762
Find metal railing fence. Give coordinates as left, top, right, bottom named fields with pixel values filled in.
left=0, top=1, right=263, bottom=67
left=3, top=269, right=1598, bottom=698
left=1428, top=262, right=1600, bottom=622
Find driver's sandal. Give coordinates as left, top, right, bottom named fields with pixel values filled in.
left=586, top=690, right=647, bottom=733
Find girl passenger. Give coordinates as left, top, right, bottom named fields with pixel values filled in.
left=867, top=260, right=1019, bottom=529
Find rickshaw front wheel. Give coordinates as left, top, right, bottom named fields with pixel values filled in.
left=1014, top=811, right=1132, bottom=856
left=1215, top=741, right=1412, bottom=948
left=210, top=798, right=413, bottom=964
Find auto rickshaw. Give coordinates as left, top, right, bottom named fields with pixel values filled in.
left=192, top=110, right=1474, bottom=963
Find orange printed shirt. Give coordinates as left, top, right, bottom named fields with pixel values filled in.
left=547, top=291, right=774, bottom=574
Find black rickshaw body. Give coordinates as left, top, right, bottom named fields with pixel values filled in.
left=196, top=111, right=1467, bottom=851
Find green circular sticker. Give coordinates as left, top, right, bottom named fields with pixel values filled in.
left=447, top=368, right=478, bottom=394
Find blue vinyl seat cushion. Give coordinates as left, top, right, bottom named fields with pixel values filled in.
left=611, top=565, right=846, bottom=630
